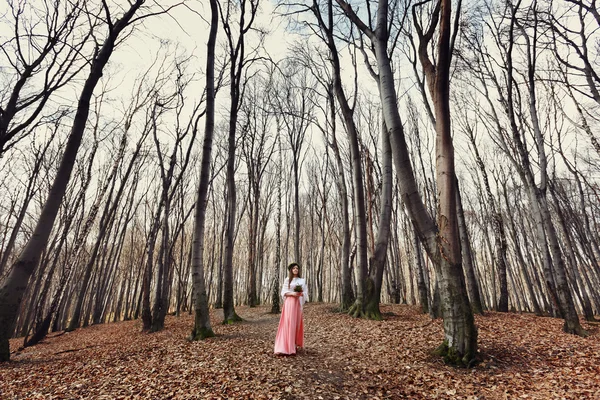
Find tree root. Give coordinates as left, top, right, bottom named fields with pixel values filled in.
left=348, top=302, right=364, bottom=318
left=347, top=301, right=382, bottom=320
left=564, top=323, right=589, bottom=338
left=223, top=312, right=243, bottom=325
left=189, top=327, right=215, bottom=341
left=433, top=340, right=477, bottom=368
left=363, top=309, right=383, bottom=321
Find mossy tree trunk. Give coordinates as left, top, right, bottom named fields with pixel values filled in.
left=336, top=0, right=478, bottom=365
left=414, top=0, right=478, bottom=365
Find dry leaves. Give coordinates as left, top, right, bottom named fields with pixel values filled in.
left=1, top=304, right=599, bottom=399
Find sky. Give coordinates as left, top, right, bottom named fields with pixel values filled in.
left=1, top=0, right=598, bottom=195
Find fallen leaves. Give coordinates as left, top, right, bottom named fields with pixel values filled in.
left=1, top=304, right=599, bottom=399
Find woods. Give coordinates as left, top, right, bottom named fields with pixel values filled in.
left=1, top=0, right=599, bottom=375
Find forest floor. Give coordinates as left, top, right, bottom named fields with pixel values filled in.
left=1, top=303, right=600, bottom=399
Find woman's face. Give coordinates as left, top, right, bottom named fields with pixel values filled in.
left=291, top=266, right=299, bottom=276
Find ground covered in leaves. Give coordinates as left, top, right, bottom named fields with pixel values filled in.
left=2, top=303, right=599, bottom=399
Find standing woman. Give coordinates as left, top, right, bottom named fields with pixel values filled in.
left=274, top=263, right=308, bottom=355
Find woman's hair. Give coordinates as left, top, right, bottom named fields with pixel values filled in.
left=288, top=263, right=300, bottom=287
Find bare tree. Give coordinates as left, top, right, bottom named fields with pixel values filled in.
left=0, top=0, right=165, bottom=363
left=147, top=57, right=204, bottom=332
left=285, top=38, right=355, bottom=310
left=239, top=76, right=277, bottom=307
left=67, top=90, right=150, bottom=332
left=335, top=0, right=477, bottom=365
left=502, top=0, right=585, bottom=335
left=191, top=0, right=219, bottom=340
left=0, top=0, right=89, bottom=156
left=218, top=0, right=264, bottom=324
left=455, top=109, right=507, bottom=314
left=306, top=0, right=373, bottom=318
left=270, top=110, right=284, bottom=314
left=0, top=133, right=55, bottom=275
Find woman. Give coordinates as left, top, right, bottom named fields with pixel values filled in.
left=274, top=263, right=308, bottom=355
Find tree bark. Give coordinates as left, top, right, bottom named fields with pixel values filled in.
left=190, top=0, right=218, bottom=340
left=335, top=0, right=477, bottom=365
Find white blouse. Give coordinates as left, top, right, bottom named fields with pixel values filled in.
left=281, top=277, right=309, bottom=308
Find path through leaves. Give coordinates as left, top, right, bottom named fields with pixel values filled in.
left=2, top=304, right=599, bottom=399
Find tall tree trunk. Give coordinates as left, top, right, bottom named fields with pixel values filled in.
left=190, top=0, right=218, bottom=340
left=505, top=3, right=586, bottom=336
left=326, top=84, right=353, bottom=311
left=247, top=181, right=260, bottom=307
left=456, top=180, right=484, bottom=314
left=363, top=121, right=393, bottom=319
left=0, top=1, right=144, bottom=362
left=150, top=196, right=170, bottom=332
left=271, top=128, right=283, bottom=314
left=142, top=202, right=163, bottom=330
left=314, top=0, right=367, bottom=317
left=336, top=0, right=477, bottom=364
left=422, top=0, right=477, bottom=365
left=214, top=187, right=227, bottom=309
left=222, top=106, right=241, bottom=324
left=220, top=0, right=260, bottom=324
left=465, top=125, right=508, bottom=311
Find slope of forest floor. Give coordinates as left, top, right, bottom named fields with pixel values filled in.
left=1, top=303, right=599, bottom=399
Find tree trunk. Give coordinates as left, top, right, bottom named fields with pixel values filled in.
left=150, top=195, right=170, bottom=332
left=339, top=0, right=477, bottom=364
left=271, top=119, right=285, bottom=314
left=314, top=0, right=368, bottom=318
left=222, top=103, right=242, bottom=325
left=326, top=85, right=353, bottom=311
left=414, top=226, right=429, bottom=313
left=363, top=120, right=393, bottom=319
left=456, top=180, right=484, bottom=314
left=504, top=2, right=585, bottom=336
left=190, top=0, right=218, bottom=340
left=0, top=1, right=144, bottom=361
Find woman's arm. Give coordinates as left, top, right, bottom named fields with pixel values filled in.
left=281, top=280, right=294, bottom=300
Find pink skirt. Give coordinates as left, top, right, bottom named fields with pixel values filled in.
left=274, top=296, right=304, bottom=355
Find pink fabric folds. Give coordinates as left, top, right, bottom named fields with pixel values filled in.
left=274, top=295, right=304, bottom=355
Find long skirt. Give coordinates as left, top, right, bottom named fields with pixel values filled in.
left=274, top=296, right=304, bottom=355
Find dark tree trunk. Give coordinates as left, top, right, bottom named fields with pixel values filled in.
left=0, top=1, right=145, bottom=361
left=190, top=0, right=218, bottom=341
